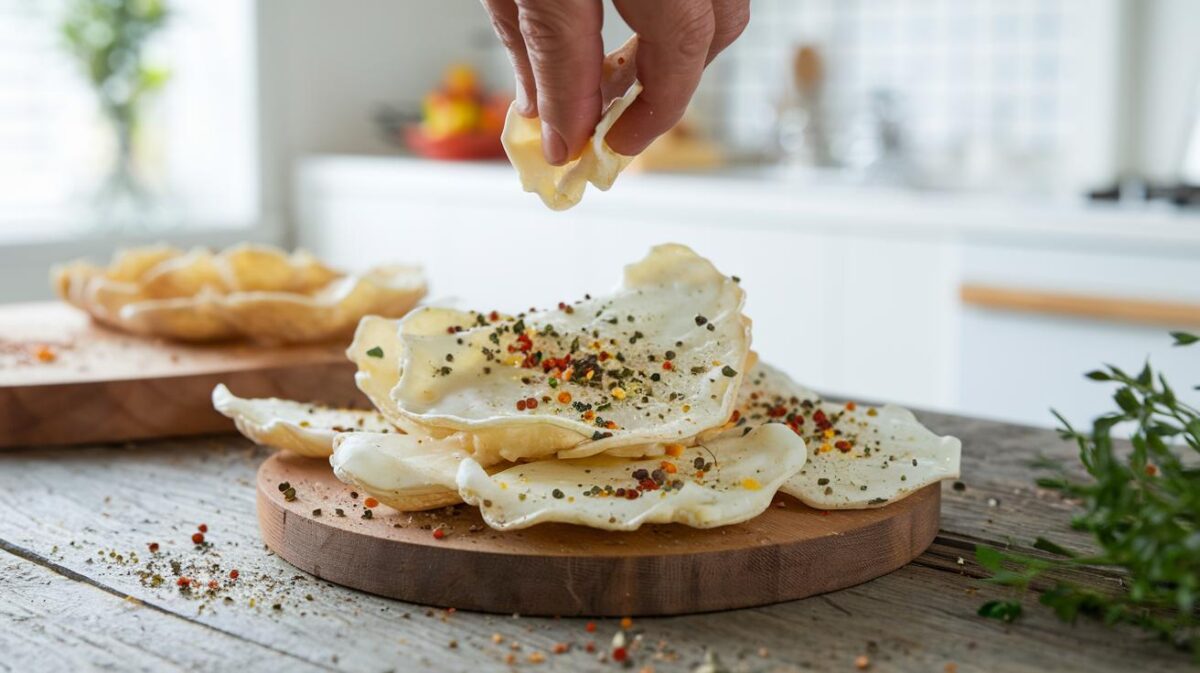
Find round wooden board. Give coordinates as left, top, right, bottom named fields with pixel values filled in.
left=257, top=452, right=940, bottom=617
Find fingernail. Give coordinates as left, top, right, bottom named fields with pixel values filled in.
left=542, top=123, right=567, bottom=166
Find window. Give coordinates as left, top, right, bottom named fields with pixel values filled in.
left=0, top=0, right=258, bottom=243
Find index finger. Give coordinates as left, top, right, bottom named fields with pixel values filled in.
left=605, top=0, right=715, bottom=156
left=515, top=0, right=604, bottom=165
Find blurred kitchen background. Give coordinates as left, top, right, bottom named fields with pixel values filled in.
left=2, top=0, right=1199, bottom=429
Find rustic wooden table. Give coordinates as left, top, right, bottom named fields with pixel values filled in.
left=1, top=411, right=1193, bottom=673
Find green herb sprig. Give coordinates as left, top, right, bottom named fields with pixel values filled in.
left=976, top=331, right=1199, bottom=658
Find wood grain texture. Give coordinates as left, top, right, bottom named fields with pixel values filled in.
left=257, top=453, right=939, bottom=616
left=0, top=302, right=367, bottom=448
left=0, top=549, right=331, bottom=673
left=960, top=283, right=1200, bottom=327
left=0, top=412, right=1193, bottom=672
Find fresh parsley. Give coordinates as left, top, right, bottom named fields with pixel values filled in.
left=976, top=331, right=1199, bottom=658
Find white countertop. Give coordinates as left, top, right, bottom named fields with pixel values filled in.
left=299, top=155, right=1200, bottom=255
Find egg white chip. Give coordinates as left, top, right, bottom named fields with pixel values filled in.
left=331, top=431, right=466, bottom=512
left=719, top=363, right=961, bottom=509
left=212, top=384, right=393, bottom=458
left=502, top=65, right=639, bottom=211
left=355, top=244, right=751, bottom=465
left=54, top=243, right=427, bottom=343
left=457, top=423, right=806, bottom=531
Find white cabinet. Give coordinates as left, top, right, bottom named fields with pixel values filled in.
left=956, top=242, right=1200, bottom=428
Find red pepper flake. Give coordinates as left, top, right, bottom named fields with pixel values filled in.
left=1146, top=464, right=1158, bottom=477
left=489, top=310, right=499, bottom=322
left=767, top=405, right=788, bottom=418
left=585, top=641, right=596, bottom=653
left=835, top=440, right=852, bottom=453
left=612, top=647, right=628, bottom=662
left=516, top=399, right=527, bottom=411
left=207, top=579, right=219, bottom=590
left=620, top=616, right=633, bottom=629
left=433, top=528, right=446, bottom=540
left=229, top=569, right=239, bottom=580
left=585, top=621, right=597, bottom=633
left=364, top=497, right=379, bottom=508
left=662, top=361, right=673, bottom=371
left=34, top=345, right=57, bottom=363
left=846, top=401, right=857, bottom=411
left=624, top=489, right=640, bottom=500
left=176, top=577, right=190, bottom=587
left=191, top=532, right=205, bottom=545
left=147, top=542, right=159, bottom=553
left=526, top=397, right=538, bottom=409
left=552, top=642, right=569, bottom=654
left=197, top=523, right=208, bottom=533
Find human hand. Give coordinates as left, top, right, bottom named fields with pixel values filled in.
left=482, top=0, right=750, bottom=165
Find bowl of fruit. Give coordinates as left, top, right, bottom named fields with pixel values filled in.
left=401, top=65, right=510, bottom=161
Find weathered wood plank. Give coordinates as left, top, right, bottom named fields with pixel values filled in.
left=0, top=548, right=329, bottom=673
left=0, top=412, right=1192, bottom=672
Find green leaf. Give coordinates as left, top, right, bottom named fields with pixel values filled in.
left=1035, top=477, right=1068, bottom=490
left=1114, top=387, right=1139, bottom=414
left=1169, top=331, right=1198, bottom=346
left=1085, top=370, right=1111, bottom=381
left=1136, top=361, right=1153, bottom=386
left=365, top=346, right=384, bottom=358
left=1032, top=537, right=1078, bottom=558
left=975, top=545, right=1004, bottom=572
left=978, top=600, right=1023, bottom=623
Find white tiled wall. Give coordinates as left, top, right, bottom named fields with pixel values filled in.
left=715, top=0, right=1078, bottom=160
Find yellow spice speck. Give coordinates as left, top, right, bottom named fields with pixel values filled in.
left=741, top=478, right=762, bottom=490
left=611, top=387, right=627, bottom=400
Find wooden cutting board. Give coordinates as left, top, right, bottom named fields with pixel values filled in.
left=257, top=452, right=941, bottom=616
left=0, top=302, right=367, bottom=448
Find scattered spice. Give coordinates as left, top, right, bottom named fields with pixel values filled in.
left=366, top=346, right=384, bottom=358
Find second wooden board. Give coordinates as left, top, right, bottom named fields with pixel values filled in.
left=0, top=302, right=367, bottom=448
left=257, top=452, right=941, bottom=616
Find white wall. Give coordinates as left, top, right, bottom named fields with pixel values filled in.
left=1128, top=0, right=1200, bottom=181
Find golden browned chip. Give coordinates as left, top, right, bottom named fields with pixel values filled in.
left=52, top=243, right=426, bottom=343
